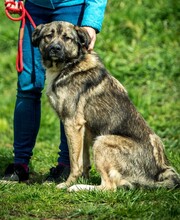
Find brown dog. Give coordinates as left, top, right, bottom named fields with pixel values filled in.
left=32, top=21, right=180, bottom=191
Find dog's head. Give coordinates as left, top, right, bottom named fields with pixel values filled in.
left=32, top=21, right=91, bottom=68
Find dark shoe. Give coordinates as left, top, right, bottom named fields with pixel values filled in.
left=1, top=163, right=29, bottom=183
left=44, top=164, right=70, bottom=184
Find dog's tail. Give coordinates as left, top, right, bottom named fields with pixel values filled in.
left=154, top=167, right=180, bottom=189
left=149, top=134, right=180, bottom=189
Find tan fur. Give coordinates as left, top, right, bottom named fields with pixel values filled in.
left=32, top=21, right=180, bottom=191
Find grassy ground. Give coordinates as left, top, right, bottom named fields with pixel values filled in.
left=0, top=0, right=180, bottom=219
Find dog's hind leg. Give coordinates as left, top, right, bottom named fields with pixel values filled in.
left=92, top=135, right=134, bottom=190
left=68, top=135, right=134, bottom=192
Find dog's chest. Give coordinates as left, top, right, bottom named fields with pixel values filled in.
left=45, top=70, right=59, bottom=108
left=45, top=70, right=70, bottom=116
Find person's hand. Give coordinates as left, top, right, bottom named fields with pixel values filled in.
left=4, top=0, right=24, bottom=14
left=83, top=26, right=96, bottom=51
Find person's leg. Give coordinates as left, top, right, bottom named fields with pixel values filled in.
left=3, top=92, right=41, bottom=182
left=13, top=2, right=50, bottom=166
left=3, top=2, right=51, bottom=182
left=13, top=92, right=41, bottom=165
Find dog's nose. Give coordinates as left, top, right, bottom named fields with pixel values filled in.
left=50, top=44, right=61, bottom=52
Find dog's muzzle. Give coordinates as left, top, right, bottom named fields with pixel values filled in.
left=48, top=43, right=64, bottom=61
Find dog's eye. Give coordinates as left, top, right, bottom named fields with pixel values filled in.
left=63, top=35, right=72, bottom=41
left=44, top=34, right=53, bottom=41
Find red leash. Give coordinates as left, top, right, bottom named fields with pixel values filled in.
left=5, top=0, right=36, bottom=72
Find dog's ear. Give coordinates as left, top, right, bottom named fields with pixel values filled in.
left=74, top=26, right=91, bottom=49
left=32, top=24, right=45, bottom=47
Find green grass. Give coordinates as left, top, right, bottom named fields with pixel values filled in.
left=0, top=0, right=180, bottom=219
left=0, top=185, right=179, bottom=220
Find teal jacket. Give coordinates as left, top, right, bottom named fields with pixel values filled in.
left=27, top=0, right=107, bottom=32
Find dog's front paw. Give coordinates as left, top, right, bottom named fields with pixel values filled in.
left=56, top=182, right=67, bottom=189
left=68, top=184, right=96, bottom=192
left=67, top=184, right=80, bottom=192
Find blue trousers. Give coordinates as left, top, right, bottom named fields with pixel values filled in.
left=14, top=1, right=85, bottom=165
